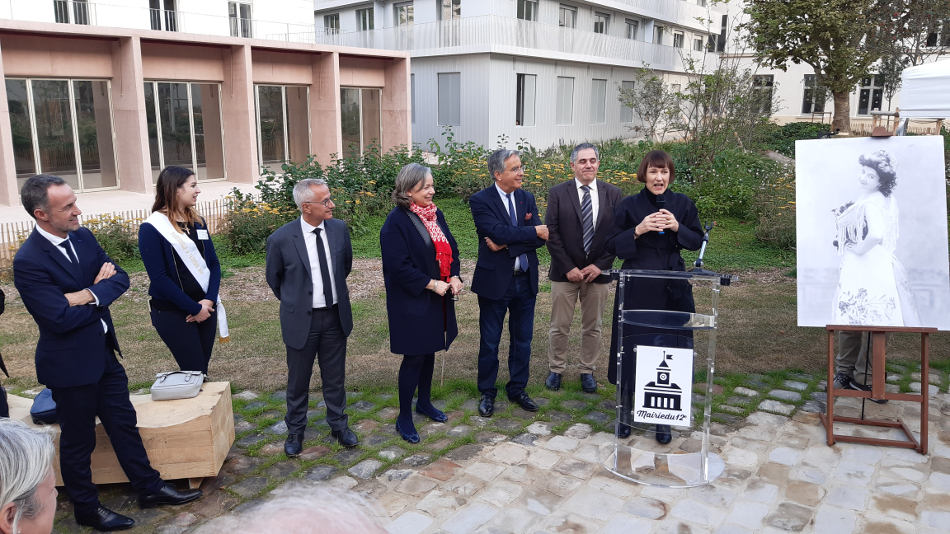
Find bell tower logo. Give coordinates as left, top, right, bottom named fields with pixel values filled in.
left=633, top=346, right=693, bottom=425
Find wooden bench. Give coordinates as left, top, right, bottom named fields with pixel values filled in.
left=7, top=382, right=235, bottom=489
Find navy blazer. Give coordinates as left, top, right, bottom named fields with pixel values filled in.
left=380, top=207, right=460, bottom=355
left=13, top=227, right=129, bottom=388
left=266, top=217, right=353, bottom=349
left=469, top=185, right=546, bottom=300
left=138, top=219, right=221, bottom=316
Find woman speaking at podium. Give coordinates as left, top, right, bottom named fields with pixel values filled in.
left=605, top=150, right=703, bottom=443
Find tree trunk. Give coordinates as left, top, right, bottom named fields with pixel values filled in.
left=832, top=90, right=851, bottom=135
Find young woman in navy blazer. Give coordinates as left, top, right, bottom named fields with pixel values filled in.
left=139, top=166, right=221, bottom=374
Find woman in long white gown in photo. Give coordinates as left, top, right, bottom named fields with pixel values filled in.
left=831, top=149, right=920, bottom=326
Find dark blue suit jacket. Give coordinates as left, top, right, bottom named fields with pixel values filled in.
left=13, top=227, right=129, bottom=388
left=469, top=185, right=546, bottom=300
left=138, top=219, right=221, bottom=316
left=380, top=207, right=460, bottom=355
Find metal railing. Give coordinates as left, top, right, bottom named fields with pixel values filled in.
left=149, top=8, right=180, bottom=32
left=53, top=0, right=94, bottom=25
left=307, top=15, right=716, bottom=71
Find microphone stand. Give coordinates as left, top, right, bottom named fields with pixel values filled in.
left=689, top=222, right=731, bottom=286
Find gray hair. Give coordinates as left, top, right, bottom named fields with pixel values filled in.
left=20, top=174, right=67, bottom=219
left=488, top=149, right=521, bottom=181
left=570, top=143, right=600, bottom=164
left=292, top=179, right=329, bottom=210
left=191, top=483, right=386, bottom=534
left=0, top=419, right=56, bottom=533
left=392, top=163, right=432, bottom=209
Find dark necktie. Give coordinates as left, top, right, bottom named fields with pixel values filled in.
left=580, top=185, right=594, bottom=255
left=312, top=228, right=334, bottom=308
left=507, top=193, right=529, bottom=272
left=58, top=238, right=81, bottom=280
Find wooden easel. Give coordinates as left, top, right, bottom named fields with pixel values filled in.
left=820, top=325, right=935, bottom=454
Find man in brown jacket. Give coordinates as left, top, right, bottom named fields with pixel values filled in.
left=544, top=143, right=623, bottom=392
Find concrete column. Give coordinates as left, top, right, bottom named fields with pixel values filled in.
left=222, top=45, right=259, bottom=184
left=381, top=56, right=411, bottom=154
left=110, top=37, right=151, bottom=195
left=0, top=40, right=20, bottom=207
left=310, top=52, right=342, bottom=167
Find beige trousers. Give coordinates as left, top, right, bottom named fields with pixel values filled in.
left=548, top=281, right=611, bottom=374
left=836, top=330, right=891, bottom=384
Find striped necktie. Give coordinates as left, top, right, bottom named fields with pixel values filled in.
left=580, top=185, right=594, bottom=255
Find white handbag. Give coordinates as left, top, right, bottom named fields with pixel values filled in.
left=151, top=371, right=205, bottom=401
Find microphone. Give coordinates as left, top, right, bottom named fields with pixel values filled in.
left=656, top=194, right=666, bottom=234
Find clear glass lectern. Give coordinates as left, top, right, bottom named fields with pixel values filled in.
left=599, top=268, right=737, bottom=488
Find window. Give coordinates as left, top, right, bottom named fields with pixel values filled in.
left=716, top=15, right=727, bottom=52
left=694, top=37, right=703, bottom=51
left=253, top=85, right=310, bottom=172
left=654, top=25, right=664, bottom=45
left=559, top=5, right=576, bottom=28
left=594, top=13, right=609, bottom=34
left=555, top=76, right=574, bottom=125
left=324, top=13, right=340, bottom=34
left=229, top=2, right=252, bottom=38
left=673, top=31, right=684, bottom=48
left=625, top=19, right=639, bottom=40
left=439, top=0, right=460, bottom=20
left=340, top=88, right=381, bottom=158
left=395, top=2, right=414, bottom=26
left=927, top=22, right=950, bottom=47
left=619, top=80, right=635, bottom=123
left=696, top=0, right=706, bottom=6
left=752, top=75, right=774, bottom=115
left=517, top=0, right=538, bottom=21
left=149, top=0, right=178, bottom=31
left=54, top=0, right=90, bottom=25
left=357, top=8, right=374, bottom=31
left=590, top=79, right=607, bottom=124
left=858, top=74, right=884, bottom=115
left=801, top=74, right=826, bottom=114
left=438, top=73, right=461, bottom=126
left=410, top=74, right=415, bottom=124
left=515, top=74, right=536, bottom=127
left=6, top=78, right=119, bottom=192
left=145, top=81, right=227, bottom=183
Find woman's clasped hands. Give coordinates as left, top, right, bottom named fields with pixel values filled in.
left=637, top=209, right=679, bottom=236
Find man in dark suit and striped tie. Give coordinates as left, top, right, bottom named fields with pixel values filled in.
left=544, top=143, right=623, bottom=393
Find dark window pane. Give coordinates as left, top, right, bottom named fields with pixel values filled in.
left=72, top=80, right=117, bottom=189
left=32, top=79, right=79, bottom=190
left=5, top=79, right=36, bottom=182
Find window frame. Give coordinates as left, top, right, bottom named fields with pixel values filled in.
left=625, top=18, right=639, bottom=40
left=515, top=73, right=537, bottom=127
left=555, top=76, right=574, bottom=126
left=593, top=12, right=609, bottom=34
left=517, top=0, right=538, bottom=21
left=356, top=7, right=374, bottom=31
left=437, top=72, right=461, bottom=126
left=558, top=4, right=577, bottom=29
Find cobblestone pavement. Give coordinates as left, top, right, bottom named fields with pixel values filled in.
left=44, top=365, right=950, bottom=533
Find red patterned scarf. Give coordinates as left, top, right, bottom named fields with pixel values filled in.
left=409, top=202, right=453, bottom=280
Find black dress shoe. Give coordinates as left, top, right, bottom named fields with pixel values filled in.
left=478, top=395, right=494, bottom=417
left=332, top=427, right=359, bottom=447
left=139, top=483, right=202, bottom=509
left=580, top=373, right=597, bottom=393
left=655, top=424, right=672, bottom=444
left=415, top=404, right=448, bottom=422
left=508, top=391, right=539, bottom=412
left=284, top=433, right=303, bottom=456
left=395, top=419, right=421, bottom=444
left=75, top=506, right=135, bottom=531
left=545, top=372, right=562, bottom=391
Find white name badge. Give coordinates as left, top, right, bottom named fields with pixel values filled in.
left=196, top=230, right=210, bottom=240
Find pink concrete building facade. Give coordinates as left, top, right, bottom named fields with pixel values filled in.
left=0, top=19, right=411, bottom=207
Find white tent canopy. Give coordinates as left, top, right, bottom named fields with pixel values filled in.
left=900, top=60, right=950, bottom=118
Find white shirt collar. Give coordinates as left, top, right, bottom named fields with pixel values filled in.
left=494, top=183, right=515, bottom=199
left=575, top=178, right=598, bottom=192
left=300, top=217, right=326, bottom=234
left=35, top=225, right=69, bottom=247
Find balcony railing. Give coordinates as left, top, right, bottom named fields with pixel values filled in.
left=53, top=0, right=93, bottom=25
left=306, top=15, right=717, bottom=72
left=149, top=8, right=180, bottom=32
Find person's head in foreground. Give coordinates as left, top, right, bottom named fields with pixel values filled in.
left=191, top=483, right=386, bottom=534
left=0, top=419, right=58, bottom=534
left=637, top=150, right=677, bottom=196
left=857, top=149, right=897, bottom=197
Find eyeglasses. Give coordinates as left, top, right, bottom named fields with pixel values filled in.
left=304, top=197, right=334, bottom=207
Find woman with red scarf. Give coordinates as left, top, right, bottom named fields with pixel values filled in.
left=380, top=163, right=463, bottom=443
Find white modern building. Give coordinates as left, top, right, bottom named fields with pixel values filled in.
left=721, top=0, right=950, bottom=131
left=312, top=0, right=726, bottom=149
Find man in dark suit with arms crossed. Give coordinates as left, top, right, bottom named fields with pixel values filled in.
left=544, top=143, right=622, bottom=393
left=266, top=178, right=358, bottom=455
left=13, top=175, right=201, bottom=532
left=470, top=149, right=549, bottom=417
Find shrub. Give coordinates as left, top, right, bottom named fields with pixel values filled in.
left=751, top=162, right=797, bottom=250
left=764, top=122, right=832, bottom=158
left=85, top=214, right=142, bottom=264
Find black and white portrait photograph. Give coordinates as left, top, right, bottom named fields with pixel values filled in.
left=796, top=135, right=950, bottom=329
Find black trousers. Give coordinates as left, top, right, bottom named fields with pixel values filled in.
left=151, top=307, right=217, bottom=374
left=284, top=306, right=348, bottom=436
left=49, top=343, right=164, bottom=515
